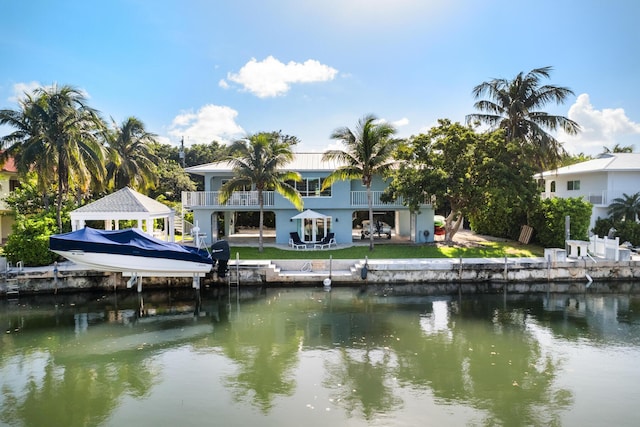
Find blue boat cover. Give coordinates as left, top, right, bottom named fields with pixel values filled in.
left=49, top=227, right=227, bottom=264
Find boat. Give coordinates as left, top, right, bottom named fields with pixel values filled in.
left=49, top=227, right=230, bottom=277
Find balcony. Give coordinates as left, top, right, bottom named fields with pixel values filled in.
left=540, top=191, right=614, bottom=206
left=350, top=191, right=405, bottom=207
left=182, top=190, right=412, bottom=209
left=183, top=191, right=273, bottom=208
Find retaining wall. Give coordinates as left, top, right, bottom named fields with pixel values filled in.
left=2, top=257, right=640, bottom=296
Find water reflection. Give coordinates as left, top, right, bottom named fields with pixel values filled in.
left=1, top=286, right=640, bottom=426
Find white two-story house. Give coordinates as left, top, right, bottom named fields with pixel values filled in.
left=536, top=153, right=640, bottom=229
left=183, top=152, right=435, bottom=246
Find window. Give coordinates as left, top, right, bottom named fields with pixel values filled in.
left=567, top=180, right=580, bottom=191
left=291, top=178, right=331, bottom=197
left=550, top=181, right=556, bottom=192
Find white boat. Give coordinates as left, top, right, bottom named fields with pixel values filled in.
left=49, top=227, right=230, bottom=277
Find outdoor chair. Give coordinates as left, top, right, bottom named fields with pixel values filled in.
left=314, top=232, right=336, bottom=249
left=288, top=232, right=307, bottom=250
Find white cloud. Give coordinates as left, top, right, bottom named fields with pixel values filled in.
left=168, top=104, right=245, bottom=145
left=559, top=93, right=640, bottom=155
left=221, top=56, right=338, bottom=98
left=392, top=117, right=409, bottom=127
left=8, top=81, right=41, bottom=103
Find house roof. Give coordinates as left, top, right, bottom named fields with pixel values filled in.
left=1, top=157, right=17, bottom=173
left=185, top=152, right=345, bottom=175
left=72, top=187, right=172, bottom=215
left=538, top=153, right=640, bottom=178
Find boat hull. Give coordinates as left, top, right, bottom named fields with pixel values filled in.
left=52, top=250, right=212, bottom=275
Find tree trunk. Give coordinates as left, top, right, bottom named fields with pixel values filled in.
left=367, top=185, right=374, bottom=251
left=444, top=210, right=464, bottom=244
left=258, top=190, right=264, bottom=252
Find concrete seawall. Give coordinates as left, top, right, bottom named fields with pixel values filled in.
left=2, top=256, right=640, bottom=297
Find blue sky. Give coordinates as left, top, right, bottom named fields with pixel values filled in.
left=2, top=0, right=640, bottom=157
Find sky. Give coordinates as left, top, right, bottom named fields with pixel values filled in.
left=2, top=0, right=640, bottom=158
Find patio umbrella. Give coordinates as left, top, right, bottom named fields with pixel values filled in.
left=290, top=209, right=328, bottom=220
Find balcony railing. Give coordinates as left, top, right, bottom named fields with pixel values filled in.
left=350, top=191, right=405, bottom=207
left=183, top=191, right=274, bottom=208
left=182, top=190, right=416, bottom=209
left=540, top=191, right=615, bottom=206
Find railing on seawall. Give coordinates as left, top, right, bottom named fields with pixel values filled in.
left=589, top=234, right=620, bottom=260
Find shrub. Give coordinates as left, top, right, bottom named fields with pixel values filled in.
left=3, top=213, right=59, bottom=266
left=593, top=217, right=640, bottom=246
left=529, top=197, right=592, bottom=248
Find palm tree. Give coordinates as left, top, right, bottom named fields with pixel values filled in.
left=220, top=132, right=303, bottom=252
left=105, top=116, right=159, bottom=191
left=0, top=84, right=106, bottom=231
left=602, top=143, right=634, bottom=154
left=322, top=114, right=399, bottom=251
left=466, top=66, right=580, bottom=170
left=608, top=192, right=640, bottom=222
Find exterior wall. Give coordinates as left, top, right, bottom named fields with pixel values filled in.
left=543, top=169, right=640, bottom=231
left=187, top=167, right=425, bottom=245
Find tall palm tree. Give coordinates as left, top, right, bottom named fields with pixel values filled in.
left=0, top=84, right=106, bottom=231
left=466, top=66, right=580, bottom=170
left=220, top=132, right=303, bottom=252
left=105, top=116, right=159, bottom=191
left=322, top=114, right=398, bottom=251
left=608, top=192, right=640, bottom=222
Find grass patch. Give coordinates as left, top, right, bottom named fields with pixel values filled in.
left=229, top=241, right=544, bottom=260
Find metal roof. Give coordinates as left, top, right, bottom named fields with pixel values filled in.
left=72, top=187, right=172, bottom=214
left=538, top=153, right=640, bottom=177
left=185, top=152, right=345, bottom=175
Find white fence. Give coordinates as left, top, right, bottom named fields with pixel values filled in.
left=588, top=235, right=620, bottom=260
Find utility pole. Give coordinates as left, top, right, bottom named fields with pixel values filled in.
left=179, top=136, right=185, bottom=168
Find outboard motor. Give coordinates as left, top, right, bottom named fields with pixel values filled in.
left=211, top=240, right=230, bottom=279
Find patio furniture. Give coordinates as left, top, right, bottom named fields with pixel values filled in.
left=314, top=232, right=336, bottom=249
left=289, top=232, right=307, bottom=250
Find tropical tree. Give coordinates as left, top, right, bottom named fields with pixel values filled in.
left=385, top=120, right=481, bottom=244
left=466, top=66, right=580, bottom=170
left=608, top=192, right=640, bottom=222
left=105, top=116, right=159, bottom=191
left=322, top=114, right=399, bottom=251
left=602, top=143, right=634, bottom=154
left=220, top=131, right=303, bottom=252
left=0, top=84, right=106, bottom=231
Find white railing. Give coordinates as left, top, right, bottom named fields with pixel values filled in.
left=182, top=191, right=274, bottom=208
left=540, top=191, right=617, bottom=206
left=350, top=191, right=406, bottom=207
left=589, top=234, right=620, bottom=260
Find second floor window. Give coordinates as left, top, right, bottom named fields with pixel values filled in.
left=291, top=178, right=331, bottom=197
left=567, top=180, right=580, bottom=191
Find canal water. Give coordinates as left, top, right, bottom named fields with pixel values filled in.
left=1, top=285, right=639, bottom=427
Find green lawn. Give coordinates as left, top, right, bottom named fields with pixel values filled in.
left=229, top=241, right=544, bottom=260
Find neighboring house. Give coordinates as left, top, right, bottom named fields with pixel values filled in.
left=536, top=153, right=640, bottom=230
left=0, top=157, right=19, bottom=243
left=183, top=152, right=435, bottom=246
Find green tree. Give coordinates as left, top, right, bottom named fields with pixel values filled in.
left=322, top=114, right=399, bottom=251
left=467, top=134, right=539, bottom=239
left=466, top=66, right=580, bottom=170
left=529, top=197, right=592, bottom=247
left=386, top=120, right=483, bottom=243
left=220, top=131, right=303, bottom=252
left=149, top=160, right=196, bottom=201
left=0, top=84, right=106, bottom=231
left=105, top=116, right=159, bottom=191
left=607, top=192, right=640, bottom=222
